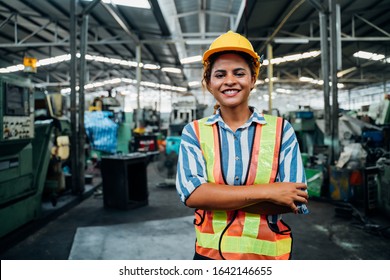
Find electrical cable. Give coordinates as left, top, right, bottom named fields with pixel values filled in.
left=218, top=210, right=238, bottom=260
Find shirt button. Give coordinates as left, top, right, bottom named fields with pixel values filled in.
left=235, top=176, right=239, bottom=180
left=235, top=156, right=239, bottom=161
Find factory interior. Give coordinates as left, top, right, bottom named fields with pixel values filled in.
left=1, top=0, right=390, bottom=261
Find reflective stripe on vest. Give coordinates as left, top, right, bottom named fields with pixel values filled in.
left=193, top=114, right=291, bottom=260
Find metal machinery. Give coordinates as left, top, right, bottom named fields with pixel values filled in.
left=86, top=96, right=126, bottom=156
left=288, top=109, right=322, bottom=156
left=129, top=106, right=160, bottom=153
left=0, top=75, right=54, bottom=238
left=288, top=109, right=327, bottom=198
left=293, top=99, right=390, bottom=218
left=35, top=90, right=71, bottom=204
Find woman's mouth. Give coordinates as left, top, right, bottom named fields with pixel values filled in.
left=222, top=89, right=239, bottom=95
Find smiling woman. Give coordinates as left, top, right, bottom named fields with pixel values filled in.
left=175, top=31, right=309, bottom=260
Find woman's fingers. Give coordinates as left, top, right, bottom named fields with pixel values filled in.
left=294, top=183, right=307, bottom=191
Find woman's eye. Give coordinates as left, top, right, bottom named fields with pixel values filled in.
left=235, top=72, right=245, bottom=77
left=215, top=74, right=224, bottom=78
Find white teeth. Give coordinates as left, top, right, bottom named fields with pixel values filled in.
left=223, top=90, right=238, bottom=95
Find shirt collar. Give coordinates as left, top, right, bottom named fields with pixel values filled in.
left=205, top=106, right=267, bottom=128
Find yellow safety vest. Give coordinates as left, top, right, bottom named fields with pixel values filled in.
left=193, top=114, right=292, bottom=260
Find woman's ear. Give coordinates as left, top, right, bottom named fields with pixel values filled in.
left=251, top=75, right=256, bottom=89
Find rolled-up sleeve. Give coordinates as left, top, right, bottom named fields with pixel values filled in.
left=176, top=122, right=208, bottom=204
left=276, top=120, right=309, bottom=214
left=278, top=120, right=306, bottom=184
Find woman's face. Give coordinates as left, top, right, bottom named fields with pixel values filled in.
left=208, top=53, right=256, bottom=111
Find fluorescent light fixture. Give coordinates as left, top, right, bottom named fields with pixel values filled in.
left=188, top=81, right=201, bottom=87
left=37, top=54, right=71, bottom=66
left=353, top=51, right=385, bottom=61
left=61, top=77, right=186, bottom=94
left=83, top=0, right=151, bottom=9
left=185, top=39, right=214, bottom=45
left=299, top=76, right=314, bottom=82
left=0, top=54, right=72, bottom=73
left=161, top=67, right=182, bottom=74
left=299, top=76, right=323, bottom=85
left=337, top=66, right=357, bottom=78
left=143, top=64, right=160, bottom=70
left=264, top=77, right=278, bottom=82
left=255, top=80, right=265, bottom=85
left=180, top=55, right=202, bottom=64
left=262, top=50, right=321, bottom=66
left=0, top=64, right=24, bottom=73
left=276, top=88, right=292, bottom=94
left=274, top=38, right=309, bottom=44
left=299, top=76, right=345, bottom=87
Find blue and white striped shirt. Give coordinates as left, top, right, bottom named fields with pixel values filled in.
left=176, top=107, right=309, bottom=219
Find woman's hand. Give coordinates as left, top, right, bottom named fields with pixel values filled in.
left=261, top=182, right=308, bottom=213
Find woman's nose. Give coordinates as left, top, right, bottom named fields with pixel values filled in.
left=224, top=73, right=236, bottom=85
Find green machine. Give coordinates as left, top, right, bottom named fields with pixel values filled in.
left=0, top=75, right=54, bottom=238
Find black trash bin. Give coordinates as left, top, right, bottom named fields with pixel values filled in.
left=101, top=153, right=148, bottom=210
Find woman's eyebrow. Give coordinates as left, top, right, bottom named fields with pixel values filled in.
left=213, top=67, right=247, bottom=72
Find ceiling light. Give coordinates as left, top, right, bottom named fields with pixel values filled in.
left=353, top=51, right=385, bottom=61
left=143, top=64, right=160, bottom=70
left=185, top=39, right=214, bottom=45
left=0, top=64, right=24, bottom=73
left=337, top=67, right=357, bottom=78
left=276, top=88, right=292, bottom=94
left=262, top=50, right=320, bottom=65
left=161, top=67, right=182, bottom=74
left=180, top=55, right=202, bottom=64
left=188, top=81, right=201, bottom=87
left=84, top=0, right=151, bottom=9
left=274, top=38, right=309, bottom=44
left=299, top=76, right=314, bottom=82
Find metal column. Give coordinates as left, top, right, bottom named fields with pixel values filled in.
left=69, top=0, right=80, bottom=194
left=329, top=0, right=341, bottom=162
left=319, top=11, right=331, bottom=136
left=310, top=0, right=341, bottom=163
left=135, top=44, right=142, bottom=128
left=267, top=44, right=273, bottom=113
left=78, top=14, right=89, bottom=193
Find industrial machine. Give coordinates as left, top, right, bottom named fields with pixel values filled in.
left=86, top=96, right=125, bottom=156
left=34, top=90, right=71, bottom=205
left=288, top=109, right=322, bottom=156
left=0, top=75, right=54, bottom=238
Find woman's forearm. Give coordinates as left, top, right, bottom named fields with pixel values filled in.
left=241, top=202, right=292, bottom=215
left=185, top=182, right=308, bottom=213
left=185, top=183, right=269, bottom=210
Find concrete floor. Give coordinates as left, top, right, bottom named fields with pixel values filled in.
left=1, top=161, right=390, bottom=260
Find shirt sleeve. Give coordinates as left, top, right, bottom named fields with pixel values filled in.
left=277, top=120, right=306, bottom=184
left=175, top=122, right=208, bottom=204
left=276, top=120, right=309, bottom=214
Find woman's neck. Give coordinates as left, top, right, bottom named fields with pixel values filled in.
left=219, top=106, right=252, bottom=132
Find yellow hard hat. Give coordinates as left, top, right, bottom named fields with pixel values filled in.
left=202, top=30, right=260, bottom=77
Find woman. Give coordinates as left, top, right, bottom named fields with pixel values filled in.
left=176, top=31, right=308, bottom=260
